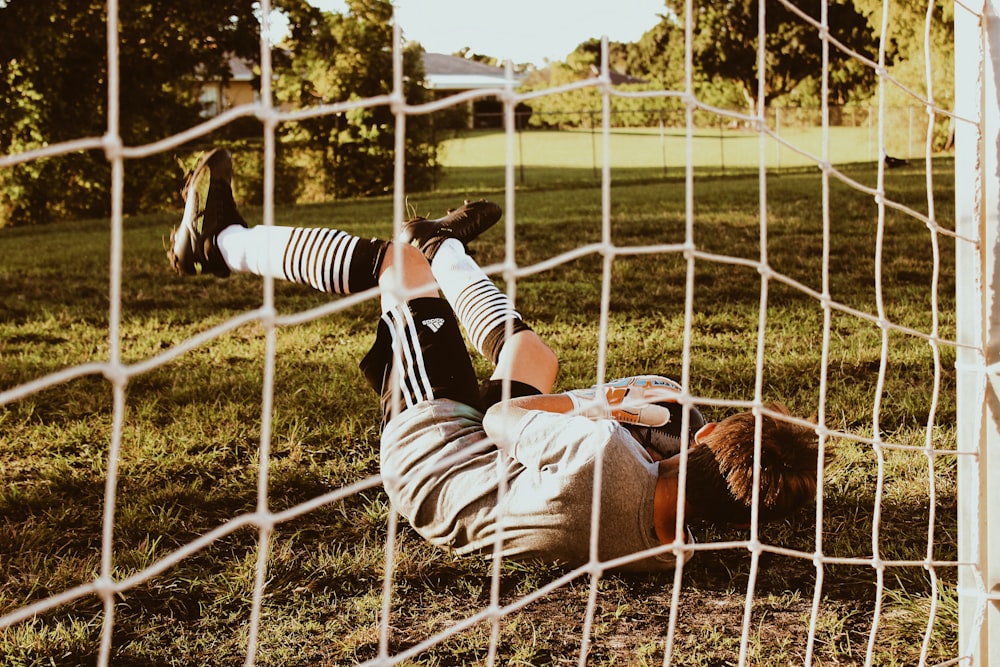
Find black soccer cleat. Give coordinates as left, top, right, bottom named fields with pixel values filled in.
left=167, top=147, right=247, bottom=277
left=400, top=199, right=502, bottom=261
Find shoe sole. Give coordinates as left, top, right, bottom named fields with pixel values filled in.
left=170, top=148, right=231, bottom=275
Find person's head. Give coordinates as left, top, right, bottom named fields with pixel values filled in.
left=682, top=402, right=819, bottom=526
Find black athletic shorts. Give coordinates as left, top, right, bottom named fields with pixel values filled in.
left=359, top=297, right=540, bottom=424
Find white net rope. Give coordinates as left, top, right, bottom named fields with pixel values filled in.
left=0, top=0, right=990, bottom=665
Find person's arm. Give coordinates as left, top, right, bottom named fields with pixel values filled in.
left=482, top=393, right=576, bottom=460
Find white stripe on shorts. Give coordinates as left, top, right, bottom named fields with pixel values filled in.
left=384, top=305, right=435, bottom=408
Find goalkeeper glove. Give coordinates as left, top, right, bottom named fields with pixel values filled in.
left=563, top=375, right=682, bottom=428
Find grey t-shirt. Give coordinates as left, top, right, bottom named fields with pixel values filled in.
left=379, top=399, right=679, bottom=572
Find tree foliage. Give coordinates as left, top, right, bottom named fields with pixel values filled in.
left=625, top=18, right=686, bottom=90
left=664, top=0, right=881, bottom=112
left=0, top=0, right=260, bottom=225
left=273, top=0, right=438, bottom=199
left=522, top=0, right=887, bottom=129
left=851, top=0, right=954, bottom=144
left=0, top=0, right=440, bottom=224
left=522, top=29, right=742, bottom=129
left=0, top=0, right=958, bottom=224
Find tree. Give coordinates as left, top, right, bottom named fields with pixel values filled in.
left=273, top=0, right=438, bottom=199
left=851, top=0, right=954, bottom=148
left=0, top=0, right=261, bottom=225
left=664, top=0, right=881, bottom=114
left=626, top=17, right=686, bottom=90
left=522, top=39, right=650, bottom=129
left=627, top=14, right=747, bottom=112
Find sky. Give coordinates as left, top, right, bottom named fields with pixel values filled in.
left=299, top=0, right=667, bottom=67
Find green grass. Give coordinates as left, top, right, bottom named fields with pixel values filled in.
left=0, top=153, right=960, bottom=665
left=434, top=126, right=888, bottom=192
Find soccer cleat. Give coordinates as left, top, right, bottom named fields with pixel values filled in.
left=400, top=199, right=502, bottom=261
left=167, top=147, right=247, bottom=277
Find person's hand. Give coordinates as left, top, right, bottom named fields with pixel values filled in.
left=562, top=376, right=682, bottom=428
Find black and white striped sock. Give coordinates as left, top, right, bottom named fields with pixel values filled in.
left=217, top=225, right=385, bottom=295
left=430, top=238, right=526, bottom=363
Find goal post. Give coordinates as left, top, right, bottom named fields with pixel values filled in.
left=956, top=0, right=1000, bottom=665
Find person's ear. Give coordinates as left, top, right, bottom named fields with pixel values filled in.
left=694, top=422, right=716, bottom=444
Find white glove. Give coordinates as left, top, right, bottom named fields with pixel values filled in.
left=563, top=376, right=682, bottom=428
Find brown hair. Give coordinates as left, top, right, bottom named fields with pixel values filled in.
left=684, top=403, right=819, bottom=525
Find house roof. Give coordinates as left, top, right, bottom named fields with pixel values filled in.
left=214, top=52, right=522, bottom=91
left=588, top=64, right=647, bottom=85
left=420, top=52, right=524, bottom=90
left=228, top=56, right=255, bottom=81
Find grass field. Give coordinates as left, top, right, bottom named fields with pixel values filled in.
left=0, top=142, right=959, bottom=666
left=434, top=126, right=884, bottom=191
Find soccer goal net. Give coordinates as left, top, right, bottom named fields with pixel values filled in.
left=0, top=0, right=996, bottom=665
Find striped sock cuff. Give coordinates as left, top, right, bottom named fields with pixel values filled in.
left=281, top=228, right=385, bottom=295
left=454, top=279, right=524, bottom=360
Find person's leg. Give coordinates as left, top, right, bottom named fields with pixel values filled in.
left=216, top=224, right=395, bottom=298
left=221, top=224, right=478, bottom=422
left=489, top=329, right=557, bottom=394
left=405, top=230, right=558, bottom=399
left=169, top=147, right=468, bottom=308
left=170, top=148, right=498, bottom=430
left=217, top=225, right=437, bottom=310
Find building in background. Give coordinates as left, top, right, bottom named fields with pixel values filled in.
left=197, top=56, right=258, bottom=118
left=196, top=52, right=526, bottom=127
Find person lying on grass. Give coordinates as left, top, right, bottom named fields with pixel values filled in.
left=167, top=147, right=820, bottom=572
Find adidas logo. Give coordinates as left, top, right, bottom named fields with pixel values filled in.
left=423, top=318, right=445, bottom=332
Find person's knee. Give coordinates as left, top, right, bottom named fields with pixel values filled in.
left=378, top=242, right=438, bottom=305
left=493, top=330, right=558, bottom=393
left=379, top=241, right=431, bottom=276
left=532, top=333, right=558, bottom=376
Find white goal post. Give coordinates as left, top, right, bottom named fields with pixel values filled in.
left=956, top=1, right=1000, bottom=665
